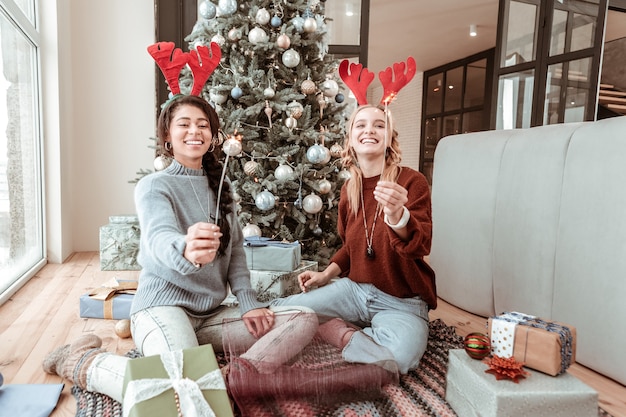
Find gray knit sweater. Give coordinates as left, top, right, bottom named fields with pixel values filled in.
left=131, top=159, right=266, bottom=317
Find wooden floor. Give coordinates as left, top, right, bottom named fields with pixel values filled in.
left=1, top=251, right=625, bottom=417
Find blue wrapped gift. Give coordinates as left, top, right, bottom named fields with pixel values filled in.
left=79, top=278, right=137, bottom=320
left=243, top=237, right=301, bottom=271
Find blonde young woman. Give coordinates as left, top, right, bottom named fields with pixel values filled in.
left=272, top=104, right=436, bottom=374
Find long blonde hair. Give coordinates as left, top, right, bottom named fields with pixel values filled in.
left=340, top=104, right=403, bottom=216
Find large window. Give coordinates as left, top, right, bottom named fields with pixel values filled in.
left=0, top=0, right=45, bottom=302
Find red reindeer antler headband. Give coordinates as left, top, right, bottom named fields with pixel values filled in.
left=148, top=41, right=222, bottom=97
left=339, top=57, right=416, bottom=106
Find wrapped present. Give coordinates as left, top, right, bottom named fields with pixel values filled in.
left=122, top=345, right=233, bottom=417
left=445, top=349, right=597, bottom=417
left=250, top=260, right=317, bottom=302
left=243, top=236, right=301, bottom=271
left=100, top=215, right=141, bottom=271
left=79, top=278, right=137, bottom=320
left=488, top=311, right=576, bottom=376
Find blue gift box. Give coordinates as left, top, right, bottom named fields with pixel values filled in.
left=79, top=278, right=137, bottom=320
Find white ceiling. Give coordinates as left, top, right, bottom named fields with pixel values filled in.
left=362, top=0, right=626, bottom=73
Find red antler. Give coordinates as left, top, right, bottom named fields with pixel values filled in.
left=188, top=42, right=222, bottom=96
left=338, top=59, right=375, bottom=106
left=147, top=42, right=189, bottom=95
left=378, top=56, right=417, bottom=105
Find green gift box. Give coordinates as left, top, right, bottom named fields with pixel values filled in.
left=122, top=345, right=233, bottom=417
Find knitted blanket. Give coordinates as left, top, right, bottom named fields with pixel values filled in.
left=73, top=319, right=612, bottom=417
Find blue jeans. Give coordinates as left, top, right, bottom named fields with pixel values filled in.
left=271, top=277, right=429, bottom=374
left=86, top=304, right=317, bottom=402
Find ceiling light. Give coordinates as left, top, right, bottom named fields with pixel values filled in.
left=470, top=24, right=477, bottom=37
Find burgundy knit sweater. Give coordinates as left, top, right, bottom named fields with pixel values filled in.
left=330, top=167, right=437, bottom=310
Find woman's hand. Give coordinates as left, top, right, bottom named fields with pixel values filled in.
left=298, top=270, right=331, bottom=292
left=374, top=180, right=408, bottom=223
left=184, top=222, right=223, bottom=267
left=242, top=308, right=275, bottom=338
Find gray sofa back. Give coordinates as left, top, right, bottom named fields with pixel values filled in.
left=429, top=116, right=626, bottom=385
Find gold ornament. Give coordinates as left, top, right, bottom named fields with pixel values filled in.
left=244, top=160, right=259, bottom=176
left=330, top=143, right=343, bottom=157
left=114, top=319, right=132, bottom=339
left=301, top=79, right=316, bottom=95
left=287, top=100, right=304, bottom=119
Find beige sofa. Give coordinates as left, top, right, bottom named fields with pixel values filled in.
left=429, top=116, right=626, bottom=386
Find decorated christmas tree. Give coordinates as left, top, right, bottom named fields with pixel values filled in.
left=172, top=0, right=351, bottom=266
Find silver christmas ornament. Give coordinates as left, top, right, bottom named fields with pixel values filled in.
left=287, top=100, right=304, bottom=119
left=216, top=0, right=237, bottom=16
left=338, top=169, right=351, bottom=181
left=274, top=164, right=294, bottom=181
left=303, top=194, right=323, bottom=214
left=153, top=155, right=172, bottom=171
left=209, top=89, right=228, bottom=105
left=248, top=27, right=269, bottom=44
left=255, top=190, right=276, bottom=211
left=306, top=144, right=328, bottom=164
left=263, top=87, right=275, bottom=98
left=242, top=223, right=262, bottom=238
left=228, top=27, right=242, bottom=41
left=282, top=49, right=301, bottom=68
left=322, top=79, right=339, bottom=97
left=199, top=0, right=217, bottom=19
left=255, top=8, right=270, bottom=25
left=222, top=137, right=242, bottom=156
left=211, top=33, right=226, bottom=46
left=303, top=17, right=318, bottom=33
left=285, top=116, right=297, bottom=130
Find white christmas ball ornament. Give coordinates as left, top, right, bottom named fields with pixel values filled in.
left=228, top=27, right=242, bottom=41
left=153, top=155, right=171, bottom=171
left=115, top=319, right=132, bottom=338
left=222, top=137, right=242, bottom=156
left=284, top=116, right=297, bottom=130
left=303, top=194, right=323, bottom=214
left=199, top=0, right=217, bottom=19
left=263, top=87, right=275, bottom=99
left=322, top=79, right=339, bottom=97
left=211, top=33, right=226, bottom=46
left=248, top=27, right=269, bottom=44
left=216, top=0, right=237, bottom=16
left=242, top=223, right=262, bottom=238
left=282, top=49, right=301, bottom=68
left=338, top=169, right=351, bottom=181
left=255, top=8, right=270, bottom=25
left=209, top=89, right=228, bottom=105
left=255, top=190, right=276, bottom=211
left=303, top=17, right=318, bottom=33
left=274, top=164, right=294, bottom=181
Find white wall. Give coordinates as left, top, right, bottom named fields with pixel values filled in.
left=43, top=2, right=423, bottom=260
left=44, top=0, right=156, bottom=261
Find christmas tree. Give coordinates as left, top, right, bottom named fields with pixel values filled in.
left=174, top=0, right=351, bottom=267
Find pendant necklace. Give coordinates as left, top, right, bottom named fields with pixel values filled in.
left=360, top=185, right=379, bottom=259
left=186, top=171, right=210, bottom=222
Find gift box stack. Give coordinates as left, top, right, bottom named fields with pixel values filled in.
left=445, top=312, right=598, bottom=417
left=99, top=215, right=141, bottom=271
left=243, top=237, right=317, bottom=302
left=123, top=345, right=233, bottom=417
left=79, top=277, right=137, bottom=320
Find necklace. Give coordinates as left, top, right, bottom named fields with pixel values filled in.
left=360, top=185, right=379, bottom=259
left=186, top=171, right=210, bottom=222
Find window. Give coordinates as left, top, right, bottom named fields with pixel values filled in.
left=0, top=0, right=45, bottom=303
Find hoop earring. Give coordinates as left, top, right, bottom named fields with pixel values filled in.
left=164, top=141, right=172, bottom=152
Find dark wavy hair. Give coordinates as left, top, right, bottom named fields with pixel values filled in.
left=157, top=95, right=233, bottom=256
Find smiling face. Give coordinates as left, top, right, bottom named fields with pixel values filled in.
left=167, top=104, right=213, bottom=169
left=348, top=106, right=388, bottom=159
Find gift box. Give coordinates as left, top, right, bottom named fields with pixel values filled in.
left=100, top=215, right=141, bottom=271
left=243, top=236, right=301, bottom=271
left=79, top=278, right=137, bottom=320
left=445, top=349, right=597, bottom=417
left=488, top=311, right=576, bottom=376
left=122, top=345, right=233, bottom=417
left=250, top=260, right=318, bottom=302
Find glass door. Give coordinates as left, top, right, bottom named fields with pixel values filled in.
left=493, top=0, right=608, bottom=128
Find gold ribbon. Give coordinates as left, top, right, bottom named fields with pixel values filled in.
left=88, top=277, right=137, bottom=319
